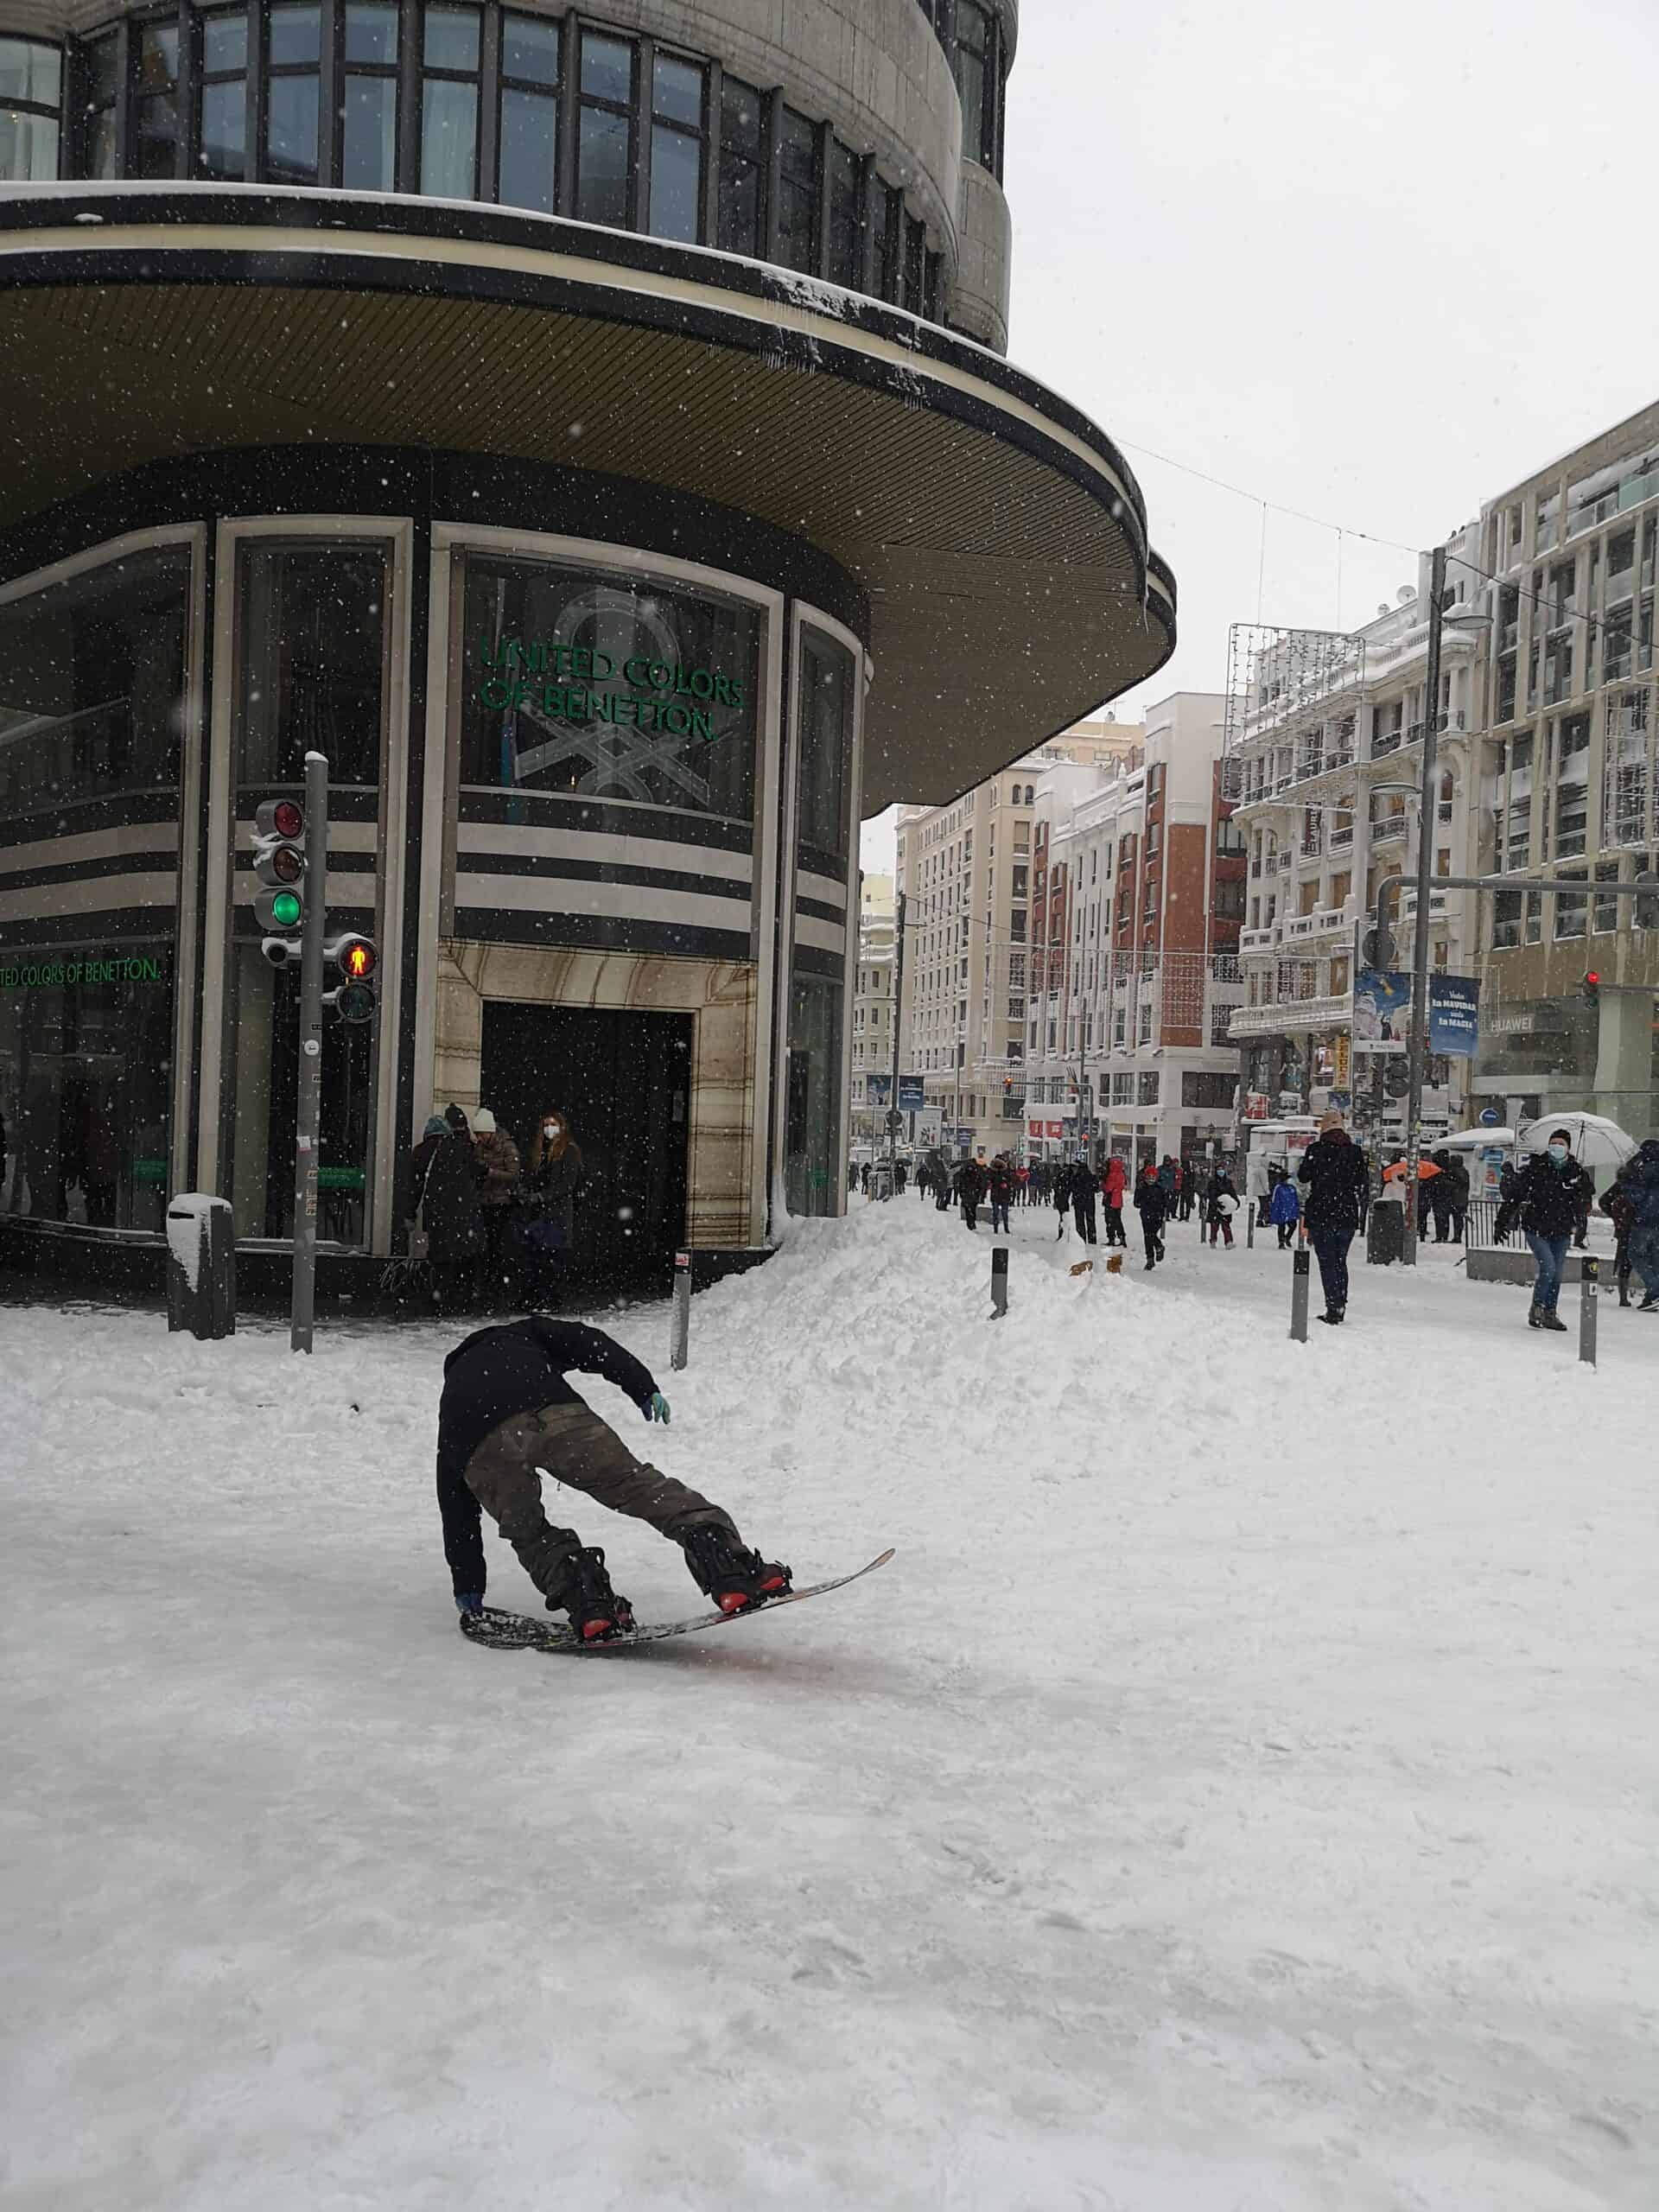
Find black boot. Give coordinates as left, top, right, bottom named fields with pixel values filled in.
left=1537, top=1308, right=1567, bottom=1332
left=547, top=1546, right=635, bottom=1643
left=1527, top=1304, right=1541, bottom=1327
left=678, top=1522, right=792, bottom=1614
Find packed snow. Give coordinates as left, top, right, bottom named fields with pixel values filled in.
left=2, top=1200, right=1653, bottom=2210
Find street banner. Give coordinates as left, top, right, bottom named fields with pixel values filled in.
left=1334, top=1033, right=1351, bottom=1087
left=1428, top=974, right=1480, bottom=1057
left=898, top=1074, right=925, bottom=1111
left=916, top=1110, right=942, bottom=1147
left=866, top=1071, right=891, bottom=1105
left=1355, top=969, right=1481, bottom=1057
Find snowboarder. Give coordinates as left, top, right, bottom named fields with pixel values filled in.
left=437, top=1315, right=791, bottom=1640
left=1298, top=1111, right=1370, bottom=1325
left=1134, top=1162, right=1167, bottom=1269
left=1494, top=1130, right=1595, bottom=1331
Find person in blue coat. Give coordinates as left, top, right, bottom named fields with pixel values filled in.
left=1268, top=1174, right=1301, bottom=1249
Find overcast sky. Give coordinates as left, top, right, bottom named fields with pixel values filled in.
left=861, top=0, right=1659, bottom=875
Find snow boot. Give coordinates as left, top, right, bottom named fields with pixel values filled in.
left=549, top=1546, right=635, bottom=1642
left=1638, top=1294, right=1658, bottom=1313
left=1527, top=1304, right=1542, bottom=1328
left=1317, top=1308, right=1343, bottom=1325
left=1537, top=1308, right=1567, bottom=1333
left=1618, top=1284, right=1631, bottom=1307
left=677, top=1522, right=792, bottom=1614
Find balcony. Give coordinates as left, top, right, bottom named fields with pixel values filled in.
left=1228, top=991, right=1354, bottom=1040
left=1370, top=817, right=1408, bottom=844
left=1330, top=823, right=1355, bottom=850
left=1239, top=925, right=1280, bottom=954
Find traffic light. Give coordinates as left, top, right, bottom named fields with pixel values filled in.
left=253, top=797, right=308, bottom=965
left=1582, top=969, right=1601, bottom=1006
left=325, top=933, right=378, bottom=1024
left=1363, top=925, right=1395, bottom=969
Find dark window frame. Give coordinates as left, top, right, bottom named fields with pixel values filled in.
left=1, top=33, right=66, bottom=179
left=336, top=0, right=400, bottom=190
left=417, top=0, right=481, bottom=200
left=194, top=4, right=251, bottom=181
left=573, top=21, right=637, bottom=232
left=494, top=5, right=559, bottom=211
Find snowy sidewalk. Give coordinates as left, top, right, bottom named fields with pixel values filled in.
left=2, top=1203, right=1653, bottom=2210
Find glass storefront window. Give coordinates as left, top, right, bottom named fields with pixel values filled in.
left=716, top=76, right=763, bottom=257
left=226, top=539, right=389, bottom=1243
left=648, top=53, right=703, bottom=245
left=576, top=29, right=632, bottom=229
left=0, top=545, right=190, bottom=822
left=0, top=36, right=61, bottom=179
left=1, top=950, right=175, bottom=1231
left=264, top=2, right=320, bottom=185
left=785, top=624, right=855, bottom=1217
left=236, top=543, right=387, bottom=785
left=460, top=554, right=760, bottom=819
left=134, top=20, right=180, bottom=179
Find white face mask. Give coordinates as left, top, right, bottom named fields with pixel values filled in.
left=1548, top=1142, right=1569, bottom=1164
left=544, top=1122, right=562, bottom=1139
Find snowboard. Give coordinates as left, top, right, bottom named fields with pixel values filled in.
left=458, top=1549, right=894, bottom=1655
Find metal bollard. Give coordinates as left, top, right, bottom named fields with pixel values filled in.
left=1289, top=1246, right=1311, bottom=1342
left=1579, top=1254, right=1599, bottom=1369
left=1246, top=1196, right=1255, bottom=1249
left=990, top=1244, right=1008, bottom=1319
left=670, top=1249, right=691, bottom=1371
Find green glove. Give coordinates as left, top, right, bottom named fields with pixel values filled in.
left=645, top=1391, right=671, bottom=1425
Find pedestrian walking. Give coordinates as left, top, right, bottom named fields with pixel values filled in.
left=956, top=1157, right=987, bottom=1230
left=1606, top=1137, right=1659, bottom=1311
left=410, top=1105, right=488, bottom=1314
left=1157, top=1155, right=1177, bottom=1215
left=1493, top=1127, right=1594, bottom=1332
left=987, top=1155, right=1015, bottom=1234
left=1297, top=1110, right=1369, bottom=1325
left=1069, top=1157, right=1099, bottom=1245
left=437, top=1315, right=791, bottom=1638
left=1134, top=1161, right=1168, bottom=1270
left=1206, top=1172, right=1237, bottom=1249
left=1437, top=1148, right=1470, bottom=1242
left=1100, top=1154, right=1128, bottom=1247
left=1601, top=1176, right=1637, bottom=1307
left=1268, top=1174, right=1300, bottom=1249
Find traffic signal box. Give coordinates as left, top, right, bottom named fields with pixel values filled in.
left=252, top=797, right=308, bottom=964
left=326, top=933, right=379, bottom=1025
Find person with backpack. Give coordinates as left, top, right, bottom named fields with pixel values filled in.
left=1494, top=1129, right=1596, bottom=1332
left=1268, top=1173, right=1301, bottom=1250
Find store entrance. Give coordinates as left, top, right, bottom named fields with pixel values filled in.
left=480, top=1003, right=692, bottom=1298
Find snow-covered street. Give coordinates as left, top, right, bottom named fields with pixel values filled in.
left=3, top=1201, right=1653, bottom=2211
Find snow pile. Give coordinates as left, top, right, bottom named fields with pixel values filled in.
left=2, top=1203, right=1654, bottom=2210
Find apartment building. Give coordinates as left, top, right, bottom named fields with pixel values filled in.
left=849, top=874, right=897, bottom=1148
left=894, top=718, right=1142, bottom=1159
left=1474, top=399, right=1659, bottom=1131
left=1023, top=693, right=1245, bottom=1165
left=1224, top=535, right=1487, bottom=1135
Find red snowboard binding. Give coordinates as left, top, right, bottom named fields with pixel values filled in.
left=677, top=1523, right=792, bottom=1615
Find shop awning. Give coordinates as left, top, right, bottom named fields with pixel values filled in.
left=0, top=187, right=1174, bottom=816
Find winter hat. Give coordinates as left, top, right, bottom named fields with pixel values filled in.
left=473, top=1107, right=497, bottom=1135
left=423, top=1114, right=448, bottom=1138
left=444, top=1103, right=471, bottom=1134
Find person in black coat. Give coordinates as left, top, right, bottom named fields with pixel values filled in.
left=436, top=1316, right=791, bottom=1637
left=1133, top=1161, right=1168, bottom=1269
left=1068, top=1158, right=1098, bottom=1244
left=955, top=1157, right=988, bottom=1230
left=1297, top=1114, right=1370, bottom=1325
left=1495, top=1132, right=1596, bottom=1331
left=411, top=1107, right=487, bottom=1313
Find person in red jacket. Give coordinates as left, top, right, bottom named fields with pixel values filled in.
left=1100, top=1154, right=1128, bottom=1247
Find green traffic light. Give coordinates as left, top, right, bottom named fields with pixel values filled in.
left=270, top=889, right=302, bottom=928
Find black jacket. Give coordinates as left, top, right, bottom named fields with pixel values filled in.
left=1498, top=1154, right=1595, bottom=1243
left=1297, top=1131, right=1370, bottom=1238
left=415, top=1131, right=486, bottom=1265
left=436, top=1318, right=658, bottom=1597
left=1133, top=1177, right=1167, bottom=1226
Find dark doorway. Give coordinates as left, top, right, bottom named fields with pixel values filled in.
left=480, top=1002, right=693, bottom=1298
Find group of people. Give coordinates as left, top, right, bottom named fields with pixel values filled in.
left=1496, top=1130, right=1659, bottom=1328
left=918, top=1147, right=1239, bottom=1270
left=408, top=1102, right=588, bottom=1315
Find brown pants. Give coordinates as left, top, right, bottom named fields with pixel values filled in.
left=462, top=1402, right=734, bottom=1601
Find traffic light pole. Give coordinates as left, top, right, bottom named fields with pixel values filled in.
left=291, top=750, right=329, bottom=1353
left=1401, top=545, right=1447, bottom=1267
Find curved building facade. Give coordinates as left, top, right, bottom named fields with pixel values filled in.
left=0, top=1, right=1171, bottom=1297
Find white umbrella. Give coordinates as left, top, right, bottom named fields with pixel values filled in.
left=1439, top=1125, right=1517, bottom=1149
left=1517, top=1113, right=1637, bottom=1167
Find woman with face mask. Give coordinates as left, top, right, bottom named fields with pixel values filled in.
left=524, top=1109, right=588, bottom=1308
left=1494, top=1128, right=1595, bottom=1332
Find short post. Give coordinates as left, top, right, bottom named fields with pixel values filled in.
left=1289, top=1245, right=1311, bottom=1342
left=1246, top=1188, right=1255, bottom=1248
left=671, top=1248, right=691, bottom=1370
left=1579, top=1254, right=1599, bottom=1369
left=990, top=1244, right=1008, bottom=1319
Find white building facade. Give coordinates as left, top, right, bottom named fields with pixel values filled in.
left=849, top=873, right=896, bottom=1148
